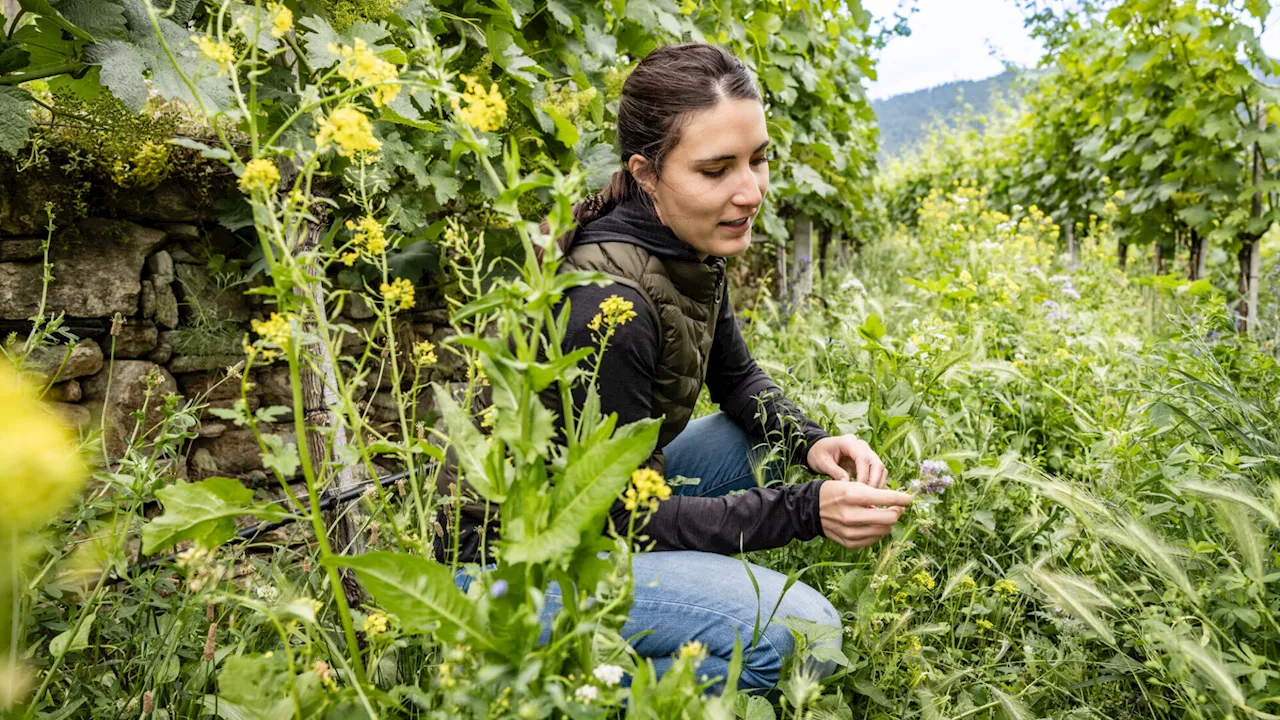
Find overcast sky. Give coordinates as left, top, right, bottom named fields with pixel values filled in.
left=863, top=0, right=1280, bottom=100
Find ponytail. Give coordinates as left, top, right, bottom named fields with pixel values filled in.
left=536, top=168, right=643, bottom=263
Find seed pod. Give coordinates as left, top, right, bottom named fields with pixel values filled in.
left=203, top=623, right=218, bottom=662
left=142, top=691, right=154, bottom=714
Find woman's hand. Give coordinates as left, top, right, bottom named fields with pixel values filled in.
left=807, top=434, right=888, bottom=488
left=818, top=481, right=913, bottom=549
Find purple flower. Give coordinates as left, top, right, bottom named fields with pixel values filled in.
left=490, top=579, right=508, bottom=598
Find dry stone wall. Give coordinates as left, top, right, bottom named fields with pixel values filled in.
left=1, top=174, right=454, bottom=484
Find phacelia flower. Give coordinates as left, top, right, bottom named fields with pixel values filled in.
left=451, top=74, right=508, bottom=132
left=489, top=579, right=508, bottom=598
left=0, top=362, right=88, bottom=533
left=592, top=664, right=624, bottom=686
left=363, top=611, right=389, bottom=636
left=380, top=277, right=415, bottom=311
left=316, top=105, right=381, bottom=157
left=910, top=459, right=954, bottom=495
left=238, top=158, right=280, bottom=194
left=194, top=35, right=236, bottom=72
left=623, top=467, right=671, bottom=512
left=329, top=38, right=401, bottom=107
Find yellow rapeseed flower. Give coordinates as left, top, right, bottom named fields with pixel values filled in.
left=910, top=571, right=936, bottom=592
left=380, top=277, right=415, bottom=311
left=994, top=579, right=1019, bottom=600
left=677, top=640, right=706, bottom=661
left=270, top=3, right=293, bottom=38
left=238, top=158, right=280, bottom=194
left=194, top=35, right=236, bottom=73
left=0, top=363, right=88, bottom=532
left=412, top=340, right=437, bottom=367
left=957, top=575, right=977, bottom=592
left=252, top=312, right=293, bottom=348
left=588, top=294, right=637, bottom=332
left=345, top=215, right=388, bottom=257
left=329, top=38, right=400, bottom=107
left=623, top=467, right=672, bottom=512
left=316, top=105, right=381, bottom=157
left=451, top=74, right=508, bottom=133
left=363, top=612, right=389, bottom=636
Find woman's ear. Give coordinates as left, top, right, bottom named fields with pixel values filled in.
left=627, top=154, right=658, bottom=195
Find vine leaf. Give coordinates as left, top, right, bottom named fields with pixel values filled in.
left=84, top=40, right=148, bottom=111
left=0, top=87, right=35, bottom=156
left=140, top=477, right=288, bottom=554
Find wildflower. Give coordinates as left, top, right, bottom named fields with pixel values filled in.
left=677, top=640, right=707, bottom=662
left=438, top=662, right=457, bottom=688
left=840, top=277, right=866, bottom=293
left=574, top=684, right=598, bottom=704
left=976, top=619, right=995, bottom=632
left=957, top=575, right=977, bottom=592
left=251, top=312, right=293, bottom=348
left=994, top=579, right=1019, bottom=600
left=412, top=340, right=437, bottom=367
left=238, top=158, right=280, bottom=194
left=194, top=35, right=236, bottom=72
left=451, top=74, right=508, bottom=132
left=0, top=364, right=88, bottom=532
left=910, top=571, right=936, bottom=592
left=312, top=660, right=336, bottom=689
left=315, top=105, right=382, bottom=157
left=330, top=38, right=400, bottom=106
left=489, top=579, right=508, bottom=598
left=623, top=467, right=672, bottom=512
left=588, top=294, right=638, bottom=332
left=269, top=3, right=293, bottom=37
left=176, top=546, right=211, bottom=571
left=593, top=664, right=624, bottom=686
left=380, top=277, right=416, bottom=310
left=253, top=584, right=280, bottom=602
left=363, top=611, right=389, bottom=636
left=1114, top=189, right=1125, bottom=200
left=910, top=459, right=954, bottom=495
left=344, top=215, right=388, bottom=257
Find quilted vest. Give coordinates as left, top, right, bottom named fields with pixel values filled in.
left=560, top=241, right=726, bottom=467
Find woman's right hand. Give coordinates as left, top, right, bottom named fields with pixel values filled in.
left=818, top=481, right=913, bottom=549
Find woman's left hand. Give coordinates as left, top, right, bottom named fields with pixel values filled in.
left=807, top=435, right=887, bottom=488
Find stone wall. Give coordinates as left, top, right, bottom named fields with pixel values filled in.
left=1, top=174, right=454, bottom=484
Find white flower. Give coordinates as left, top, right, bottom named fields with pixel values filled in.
left=592, top=664, right=624, bottom=686
left=254, top=585, right=280, bottom=602
left=841, top=277, right=866, bottom=293
left=902, top=341, right=919, bottom=356
left=574, top=685, right=598, bottom=704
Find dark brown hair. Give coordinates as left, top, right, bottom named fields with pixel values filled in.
left=540, top=43, right=763, bottom=257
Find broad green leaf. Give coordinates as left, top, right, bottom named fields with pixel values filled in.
left=431, top=383, right=503, bottom=501
left=324, top=552, right=497, bottom=651
left=141, top=477, right=285, bottom=554
left=53, top=0, right=127, bottom=40
left=50, top=612, right=96, bottom=656
left=18, top=0, right=94, bottom=41
left=502, top=418, right=660, bottom=564
left=0, top=86, right=35, bottom=156
left=83, top=40, right=147, bottom=110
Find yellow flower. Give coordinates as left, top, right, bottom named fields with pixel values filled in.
left=677, top=640, right=706, bottom=662
left=194, top=35, right=236, bottom=73
left=412, top=340, right=437, bottom=367
left=363, top=612, right=389, bottom=636
left=589, top=294, right=637, bottom=333
left=623, top=467, right=671, bottom=512
left=380, top=277, right=416, bottom=311
left=329, top=38, right=400, bottom=107
left=312, top=660, right=335, bottom=689
left=251, top=312, right=293, bottom=348
left=994, top=579, right=1019, bottom=600
left=0, top=363, right=88, bottom=533
left=1114, top=189, right=1125, bottom=200
left=345, top=216, right=387, bottom=257
left=910, top=571, right=936, bottom=592
left=238, top=158, right=280, bottom=194
left=957, top=575, right=977, bottom=592
left=451, top=74, right=508, bottom=132
left=976, top=619, right=995, bottom=632
left=316, top=105, right=381, bottom=157
left=270, top=3, right=293, bottom=38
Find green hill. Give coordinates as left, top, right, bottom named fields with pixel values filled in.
left=873, top=71, right=1019, bottom=158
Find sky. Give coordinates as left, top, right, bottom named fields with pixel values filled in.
left=863, top=0, right=1280, bottom=100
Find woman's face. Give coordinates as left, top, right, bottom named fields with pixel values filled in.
left=629, top=97, right=770, bottom=259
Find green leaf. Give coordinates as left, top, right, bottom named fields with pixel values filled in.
left=259, top=434, right=300, bottom=478
left=324, top=552, right=497, bottom=651
left=0, top=86, right=35, bottom=156
left=18, top=0, right=94, bottom=41
left=141, top=477, right=283, bottom=554
left=83, top=40, right=148, bottom=110
left=0, top=39, right=31, bottom=74
left=50, top=612, right=96, bottom=656
left=53, top=0, right=127, bottom=40
left=431, top=383, right=503, bottom=502
left=857, top=313, right=886, bottom=342
left=502, top=418, right=660, bottom=565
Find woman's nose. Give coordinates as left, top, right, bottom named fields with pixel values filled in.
left=733, top=165, right=763, bottom=207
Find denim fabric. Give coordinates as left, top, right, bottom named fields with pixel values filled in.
left=453, top=412, right=841, bottom=691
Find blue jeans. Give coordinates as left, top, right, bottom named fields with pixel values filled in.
left=454, top=412, right=842, bottom=691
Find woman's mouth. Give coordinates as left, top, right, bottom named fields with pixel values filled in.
left=719, top=217, right=750, bottom=229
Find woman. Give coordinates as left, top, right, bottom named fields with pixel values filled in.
left=443, top=42, right=912, bottom=691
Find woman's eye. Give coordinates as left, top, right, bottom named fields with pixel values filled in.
left=701, top=168, right=727, bottom=178
left=750, top=155, right=770, bottom=166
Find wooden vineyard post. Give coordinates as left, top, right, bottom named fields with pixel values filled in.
left=1239, top=101, right=1265, bottom=333
left=292, top=199, right=366, bottom=606
left=1064, top=219, right=1079, bottom=269
left=1188, top=230, right=1207, bottom=281
left=1117, top=240, right=1128, bottom=270
left=775, top=242, right=788, bottom=300
left=791, top=214, right=813, bottom=302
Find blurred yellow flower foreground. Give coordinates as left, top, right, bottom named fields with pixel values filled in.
left=0, top=362, right=87, bottom=533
